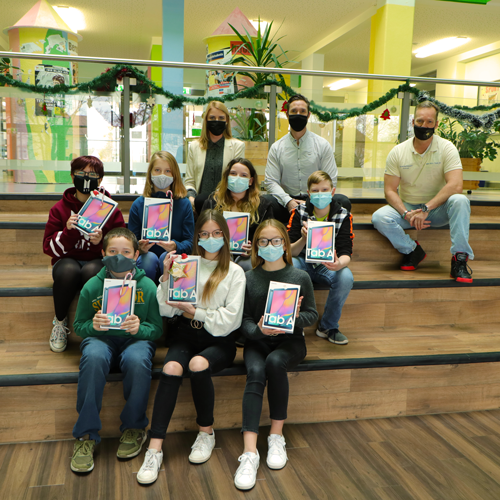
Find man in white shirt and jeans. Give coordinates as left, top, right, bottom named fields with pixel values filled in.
left=265, top=94, right=350, bottom=224
left=372, top=100, right=473, bottom=283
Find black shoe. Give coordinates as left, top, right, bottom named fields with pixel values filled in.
left=400, top=242, right=426, bottom=271
left=316, top=326, right=349, bottom=345
left=450, top=252, right=473, bottom=283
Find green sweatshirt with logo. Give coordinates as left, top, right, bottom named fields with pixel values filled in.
left=73, top=267, right=163, bottom=341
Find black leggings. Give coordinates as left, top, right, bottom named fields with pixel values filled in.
left=52, top=258, right=103, bottom=320
left=242, top=336, right=307, bottom=434
left=149, top=320, right=236, bottom=440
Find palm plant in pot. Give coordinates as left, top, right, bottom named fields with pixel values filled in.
left=437, top=116, right=500, bottom=191
left=227, top=19, right=292, bottom=174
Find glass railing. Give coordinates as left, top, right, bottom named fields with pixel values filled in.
left=1, top=52, right=499, bottom=198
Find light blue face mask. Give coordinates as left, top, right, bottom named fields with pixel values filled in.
left=228, top=175, right=250, bottom=193
left=199, top=236, right=225, bottom=253
left=258, top=244, right=284, bottom=262
left=310, top=192, right=332, bottom=210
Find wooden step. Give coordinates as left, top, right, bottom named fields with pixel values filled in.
left=1, top=224, right=498, bottom=267
left=0, top=194, right=136, bottom=215
left=2, top=348, right=500, bottom=443
left=3, top=279, right=500, bottom=345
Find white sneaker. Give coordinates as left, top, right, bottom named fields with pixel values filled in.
left=267, top=434, right=288, bottom=470
left=137, top=448, right=163, bottom=484
left=49, top=316, right=69, bottom=353
left=189, top=431, right=215, bottom=464
left=234, top=451, right=260, bottom=490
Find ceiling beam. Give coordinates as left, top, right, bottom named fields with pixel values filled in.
left=292, top=6, right=378, bottom=64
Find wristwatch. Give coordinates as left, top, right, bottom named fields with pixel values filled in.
left=402, top=210, right=409, bottom=220
left=420, top=204, right=429, bottom=213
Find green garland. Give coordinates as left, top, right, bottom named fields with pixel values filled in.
left=0, top=63, right=499, bottom=127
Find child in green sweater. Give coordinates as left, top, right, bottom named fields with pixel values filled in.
left=71, top=227, right=163, bottom=473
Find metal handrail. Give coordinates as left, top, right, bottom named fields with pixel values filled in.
left=0, top=51, right=498, bottom=88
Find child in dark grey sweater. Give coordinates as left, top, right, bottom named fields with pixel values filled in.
left=234, top=219, right=318, bottom=491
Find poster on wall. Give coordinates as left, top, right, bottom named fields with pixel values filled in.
left=35, top=65, right=70, bottom=87
left=477, top=83, right=500, bottom=106
left=206, top=48, right=237, bottom=97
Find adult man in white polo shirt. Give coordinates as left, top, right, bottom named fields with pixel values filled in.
left=265, top=93, right=350, bottom=224
left=372, top=100, right=473, bottom=283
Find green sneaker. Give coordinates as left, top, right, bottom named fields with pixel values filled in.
left=117, top=429, right=146, bottom=458
left=71, top=439, right=96, bottom=473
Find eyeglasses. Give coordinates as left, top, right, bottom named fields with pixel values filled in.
left=257, top=238, right=284, bottom=248
left=74, top=171, right=100, bottom=179
left=199, top=230, right=224, bottom=239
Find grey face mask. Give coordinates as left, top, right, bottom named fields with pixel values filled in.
left=102, top=254, right=136, bottom=273
left=151, top=174, right=174, bottom=190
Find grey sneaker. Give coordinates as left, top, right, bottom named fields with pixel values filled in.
left=71, top=439, right=96, bottom=473
left=189, top=431, right=215, bottom=464
left=50, top=316, right=69, bottom=353
left=117, top=429, right=146, bottom=458
left=137, top=448, right=163, bottom=485
left=316, top=326, right=349, bottom=345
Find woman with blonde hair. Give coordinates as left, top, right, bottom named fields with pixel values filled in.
left=128, top=151, right=194, bottom=282
left=136, top=210, right=246, bottom=485
left=185, top=101, right=245, bottom=214
left=202, top=158, right=274, bottom=271
left=233, top=219, right=317, bottom=491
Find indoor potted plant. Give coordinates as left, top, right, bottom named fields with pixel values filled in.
left=227, top=19, right=292, bottom=176
left=437, top=117, right=500, bottom=191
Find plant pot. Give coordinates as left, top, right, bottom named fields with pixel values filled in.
left=243, top=141, right=268, bottom=184
left=461, top=158, right=481, bottom=191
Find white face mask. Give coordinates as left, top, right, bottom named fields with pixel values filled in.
left=151, top=174, right=174, bottom=190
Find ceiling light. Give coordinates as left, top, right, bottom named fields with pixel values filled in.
left=410, top=83, right=416, bottom=87
left=328, top=79, right=360, bottom=91
left=53, top=6, right=86, bottom=33
left=413, top=37, right=469, bottom=58
left=250, top=20, right=269, bottom=33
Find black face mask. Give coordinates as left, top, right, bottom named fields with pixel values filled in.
left=413, top=125, right=435, bottom=141
left=74, top=174, right=99, bottom=194
left=102, top=254, right=136, bottom=274
left=288, top=114, right=308, bottom=132
left=206, top=120, right=227, bottom=136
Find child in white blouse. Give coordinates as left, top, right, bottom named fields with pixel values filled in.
left=136, top=210, right=246, bottom=485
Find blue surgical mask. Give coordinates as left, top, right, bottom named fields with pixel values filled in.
left=228, top=175, right=250, bottom=193
left=199, top=236, right=225, bottom=253
left=310, top=192, right=332, bottom=210
left=258, top=244, right=284, bottom=262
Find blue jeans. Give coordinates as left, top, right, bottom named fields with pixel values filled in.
left=293, top=256, right=353, bottom=330
left=137, top=252, right=161, bottom=283
left=371, top=194, right=474, bottom=259
left=73, top=336, right=156, bottom=443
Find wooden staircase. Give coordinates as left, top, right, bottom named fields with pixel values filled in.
left=1, top=193, right=500, bottom=444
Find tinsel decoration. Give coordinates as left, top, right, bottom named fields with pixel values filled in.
left=416, top=92, right=500, bottom=130
left=0, top=64, right=499, bottom=128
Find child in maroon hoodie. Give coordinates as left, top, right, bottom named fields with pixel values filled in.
left=43, top=156, right=125, bottom=353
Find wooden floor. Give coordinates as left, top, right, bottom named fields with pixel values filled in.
left=3, top=410, right=500, bottom=500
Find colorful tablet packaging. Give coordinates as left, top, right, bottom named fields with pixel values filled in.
left=223, top=211, right=250, bottom=254
left=263, top=281, right=301, bottom=334
left=142, top=197, right=173, bottom=242
left=76, top=190, right=118, bottom=236
left=167, top=255, right=200, bottom=304
left=101, top=278, right=136, bottom=330
left=306, top=220, right=335, bottom=264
